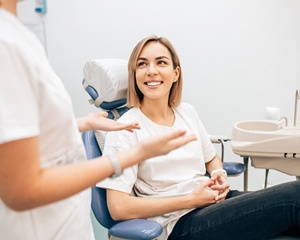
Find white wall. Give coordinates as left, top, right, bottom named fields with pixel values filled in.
left=18, top=0, right=299, bottom=193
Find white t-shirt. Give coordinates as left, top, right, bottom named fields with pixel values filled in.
left=98, top=103, right=216, bottom=239
left=0, top=9, right=94, bottom=240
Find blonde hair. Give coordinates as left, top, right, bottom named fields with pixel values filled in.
left=127, top=35, right=182, bottom=108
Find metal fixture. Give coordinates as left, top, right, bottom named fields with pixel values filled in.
left=294, top=89, right=300, bottom=127
left=279, top=116, right=288, bottom=127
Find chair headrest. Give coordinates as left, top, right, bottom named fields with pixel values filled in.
left=83, top=58, right=128, bottom=110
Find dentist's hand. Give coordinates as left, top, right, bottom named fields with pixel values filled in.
left=77, top=112, right=140, bottom=132
left=138, top=129, right=197, bottom=158
left=118, top=129, right=197, bottom=168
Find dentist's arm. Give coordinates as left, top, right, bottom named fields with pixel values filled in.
left=0, top=130, right=195, bottom=211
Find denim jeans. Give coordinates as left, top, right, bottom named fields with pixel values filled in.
left=168, top=181, right=300, bottom=240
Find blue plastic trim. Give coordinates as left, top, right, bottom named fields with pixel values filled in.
left=100, top=99, right=127, bottom=110
left=83, top=81, right=127, bottom=110
left=85, top=85, right=99, bottom=101
left=223, top=162, right=246, bottom=175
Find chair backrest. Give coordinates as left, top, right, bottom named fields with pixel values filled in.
left=82, top=130, right=121, bottom=229
left=82, top=58, right=129, bottom=229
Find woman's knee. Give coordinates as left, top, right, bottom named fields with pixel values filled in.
left=277, top=181, right=300, bottom=199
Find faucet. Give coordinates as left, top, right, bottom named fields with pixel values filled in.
left=294, top=89, right=300, bottom=127
left=279, top=116, right=288, bottom=127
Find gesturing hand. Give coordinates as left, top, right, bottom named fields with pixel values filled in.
left=139, top=129, right=197, bottom=158
left=77, top=112, right=141, bottom=132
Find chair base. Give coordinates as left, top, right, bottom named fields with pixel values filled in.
left=110, top=236, right=124, bottom=240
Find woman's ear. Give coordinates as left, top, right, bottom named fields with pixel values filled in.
left=173, top=66, right=180, bottom=82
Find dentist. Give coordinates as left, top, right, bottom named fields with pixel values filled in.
left=0, top=1, right=196, bottom=239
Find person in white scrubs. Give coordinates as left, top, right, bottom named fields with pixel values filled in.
left=0, top=1, right=196, bottom=239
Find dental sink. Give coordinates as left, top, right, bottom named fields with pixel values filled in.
left=231, top=120, right=300, bottom=176
left=235, top=121, right=281, bottom=132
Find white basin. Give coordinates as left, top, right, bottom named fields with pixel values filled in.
left=234, top=121, right=281, bottom=132
left=231, top=120, right=300, bottom=175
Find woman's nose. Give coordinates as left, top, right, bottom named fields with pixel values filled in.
left=146, top=64, right=158, bottom=76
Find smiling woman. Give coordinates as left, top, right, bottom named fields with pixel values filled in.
left=97, top=35, right=300, bottom=240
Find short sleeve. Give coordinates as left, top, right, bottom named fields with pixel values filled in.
left=188, top=104, right=216, bottom=162
left=0, top=40, right=39, bottom=144
left=96, top=130, right=139, bottom=194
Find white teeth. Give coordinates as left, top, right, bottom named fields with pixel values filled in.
left=147, top=82, right=161, bottom=86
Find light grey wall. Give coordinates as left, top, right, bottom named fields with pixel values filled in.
left=18, top=0, right=299, bottom=198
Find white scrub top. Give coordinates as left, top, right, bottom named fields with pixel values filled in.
left=0, top=9, right=94, bottom=240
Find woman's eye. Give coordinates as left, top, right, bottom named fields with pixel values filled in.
left=158, top=61, right=166, bottom=65
left=137, top=62, right=146, bottom=67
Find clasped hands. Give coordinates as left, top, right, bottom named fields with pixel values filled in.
left=209, top=172, right=230, bottom=203
left=189, top=173, right=230, bottom=208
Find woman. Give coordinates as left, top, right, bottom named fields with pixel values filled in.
left=0, top=2, right=196, bottom=239
left=98, top=35, right=300, bottom=240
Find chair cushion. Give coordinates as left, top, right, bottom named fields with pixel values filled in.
left=109, top=219, right=163, bottom=240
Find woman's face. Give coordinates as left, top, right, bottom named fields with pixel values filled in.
left=135, top=41, right=179, bottom=104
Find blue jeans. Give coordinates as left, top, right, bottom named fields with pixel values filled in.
left=168, top=181, right=300, bottom=240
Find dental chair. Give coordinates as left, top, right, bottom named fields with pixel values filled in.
left=82, top=130, right=163, bottom=240
left=82, top=58, right=163, bottom=240
left=82, top=58, right=298, bottom=240
left=81, top=58, right=247, bottom=239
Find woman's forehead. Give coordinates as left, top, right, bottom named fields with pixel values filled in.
left=138, top=42, right=170, bottom=59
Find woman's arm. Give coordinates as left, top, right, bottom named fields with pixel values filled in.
left=205, top=155, right=224, bottom=174
left=0, top=129, right=195, bottom=211
left=77, top=112, right=140, bottom=133
left=107, top=180, right=219, bottom=220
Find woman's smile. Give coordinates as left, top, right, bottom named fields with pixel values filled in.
left=145, top=81, right=163, bottom=87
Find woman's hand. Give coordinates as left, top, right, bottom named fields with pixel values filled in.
left=187, top=180, right=219, bottom=208
left=210, top=172, right=230, bottom=203
left=77, top=112, right=141, bottom=132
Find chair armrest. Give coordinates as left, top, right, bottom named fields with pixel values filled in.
left=109, top=219, right=163, bottom=240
